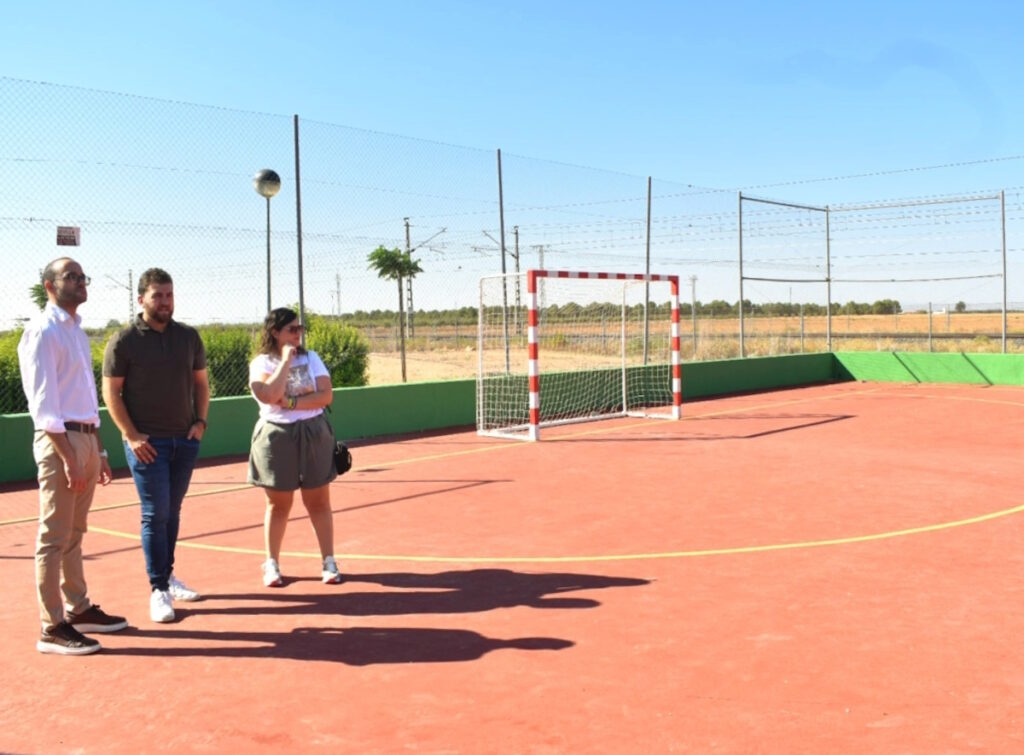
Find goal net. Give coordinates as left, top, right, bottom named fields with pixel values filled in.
left=478, top=270, right=681, bottom=441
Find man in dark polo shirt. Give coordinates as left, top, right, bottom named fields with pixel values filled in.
left=102, top=268, right=210, bottom=624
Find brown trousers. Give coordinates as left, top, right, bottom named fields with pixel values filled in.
left=33, top=430, right=100, bottom=630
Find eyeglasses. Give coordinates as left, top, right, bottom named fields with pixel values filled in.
left=283, top=324, right=305, bottom=334
left=59, top=272, right=91, bottom=285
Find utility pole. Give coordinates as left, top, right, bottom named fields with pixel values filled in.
left=105, top=269, right=135, bottom=322
left=513, top=225, right=521, bottom=279
left=690, top=275, right=698, bottom=355
left=404, top=217, right=413, bottom=335
left=512, top=226, right=521, bottom=333
left=336, top=273, right=341, bottom=317
left=403, top=217, right=445, bottom=337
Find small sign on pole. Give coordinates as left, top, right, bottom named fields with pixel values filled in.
left=56, top=226, right=81, bottom=246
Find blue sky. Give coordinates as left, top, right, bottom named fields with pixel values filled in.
left=4, top=0, right=1022, bottom=191
left=2, top=1, right=1022, bottom=325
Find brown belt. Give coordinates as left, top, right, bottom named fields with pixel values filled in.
left=64, top=421, right=97, bottom=435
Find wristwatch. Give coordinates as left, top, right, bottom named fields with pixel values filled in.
left=99, top=450, right=109, bottom=458
left=195, top=418, right=208, bottom=428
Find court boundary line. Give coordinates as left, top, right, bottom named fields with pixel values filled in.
left=86, top=500, right=1024, bottom=564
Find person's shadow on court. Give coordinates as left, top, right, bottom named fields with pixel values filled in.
left=180, top=568, right=652, bottom=617
left=110, top=626, right=573, bottom=665
left=106, top=569, right=649, bottom=664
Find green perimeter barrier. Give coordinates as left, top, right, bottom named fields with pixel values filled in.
left=833, top=351, right=1024, bottom=385
left=680, top=353, right=835, bottom=399
left=0, top=379, right=476, bottom=485
left=3, top=352, right=1024, bottom=484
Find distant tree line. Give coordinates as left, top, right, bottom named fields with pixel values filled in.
left=342, top=299, right=907, bottom=326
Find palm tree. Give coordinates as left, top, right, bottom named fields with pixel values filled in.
left=30, top=282, right=47, bottom=311
left=367, top=245, right=423, bottom=382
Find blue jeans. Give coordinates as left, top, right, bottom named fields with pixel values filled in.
left=124, top=436, right=201, bottom=592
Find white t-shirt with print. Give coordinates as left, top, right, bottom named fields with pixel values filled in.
left=249, top=350, right=330, bottom=424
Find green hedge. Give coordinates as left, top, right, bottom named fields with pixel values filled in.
left=0, top=319, right=371, bottom=414
left=203, top=325, right=258, bottom=397
left=0, top=330, right=26, bottom=414
left=306, top=314, right=369, bottom=388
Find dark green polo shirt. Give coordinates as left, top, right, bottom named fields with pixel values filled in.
left=102, top=315, right=207, bottom=437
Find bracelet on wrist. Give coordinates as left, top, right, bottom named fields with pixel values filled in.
left=288, top=396, right=298, bottom=410
left=195, top=418, right=208, bottom=428
left=99, top=450, right=109, bottom=459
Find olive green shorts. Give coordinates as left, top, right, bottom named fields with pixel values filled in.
left=247, top=413, right=338, bottom=491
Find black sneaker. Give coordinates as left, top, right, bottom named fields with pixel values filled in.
left=37, top=622, right=101, bottom=655
left=68, top=604, right=129, bottom=633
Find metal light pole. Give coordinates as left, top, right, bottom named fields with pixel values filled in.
left=253, top=169, right=281, bottom=313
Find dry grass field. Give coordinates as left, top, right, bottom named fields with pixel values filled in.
left=368, top=350, right=479, bottom=385
left=368, top=348, right=627, bottom=385
left=741, top=311, right=1024, bottom=336
left=366, top=312, right=1024, bottom=385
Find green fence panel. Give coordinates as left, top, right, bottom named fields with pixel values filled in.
left=681, top=353, right=837, bottom=399
left=834, top=351, right=1024, bottom=385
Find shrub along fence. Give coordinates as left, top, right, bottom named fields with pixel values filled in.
left=0, top=314, right=370, bottom=415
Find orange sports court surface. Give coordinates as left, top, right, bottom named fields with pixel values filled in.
left=1, top=381, right=1023, bottom=754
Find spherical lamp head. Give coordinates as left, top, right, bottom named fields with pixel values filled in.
left=253, top=169, right=282, bottom=199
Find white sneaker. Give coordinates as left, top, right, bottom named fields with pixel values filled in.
left=262, top=558, right=284, bottom=587
left=150, top=589, right=175, bottom=623
left=168, top=574, right=201, bottom=602
left=322, top=556, right=343, bottom=584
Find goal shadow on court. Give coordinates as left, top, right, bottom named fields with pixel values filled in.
left=553, top=412, right=854, bottom=441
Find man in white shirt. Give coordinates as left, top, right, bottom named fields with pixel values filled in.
left=18, top=257, right=128, bottom=655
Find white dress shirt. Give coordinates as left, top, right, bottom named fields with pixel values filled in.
left=18, top=303, right=101, bottom=433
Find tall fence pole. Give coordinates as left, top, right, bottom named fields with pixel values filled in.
left=1001, top=189, right=1007, bottom=353
left=497, top=148, right=510, bottom=372
left=825, top=205, right=832, bottom=352
left=738, top=191, right=745, bottom=358
left=643, top=176, right=652, bottom=365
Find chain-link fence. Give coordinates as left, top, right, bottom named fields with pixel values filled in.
left=2, top=76, right=1023, bottom=414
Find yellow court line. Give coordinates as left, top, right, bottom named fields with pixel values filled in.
left=0, top=484, right=255, bottom=527
left=0, top=379, right=892, bottom=528
left=5, top=384, right=1021, bottom=566
left=908, top=393, right=1024, bottom=408
left=89, top=501, right=1024, bottom=564
left=0, top=384, right=964, bottom=530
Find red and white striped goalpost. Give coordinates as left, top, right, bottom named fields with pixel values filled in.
left=525, top=269, right=681, bottom=441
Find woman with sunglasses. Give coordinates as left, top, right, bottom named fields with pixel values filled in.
left=247, top=307, right=342, bottom=586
